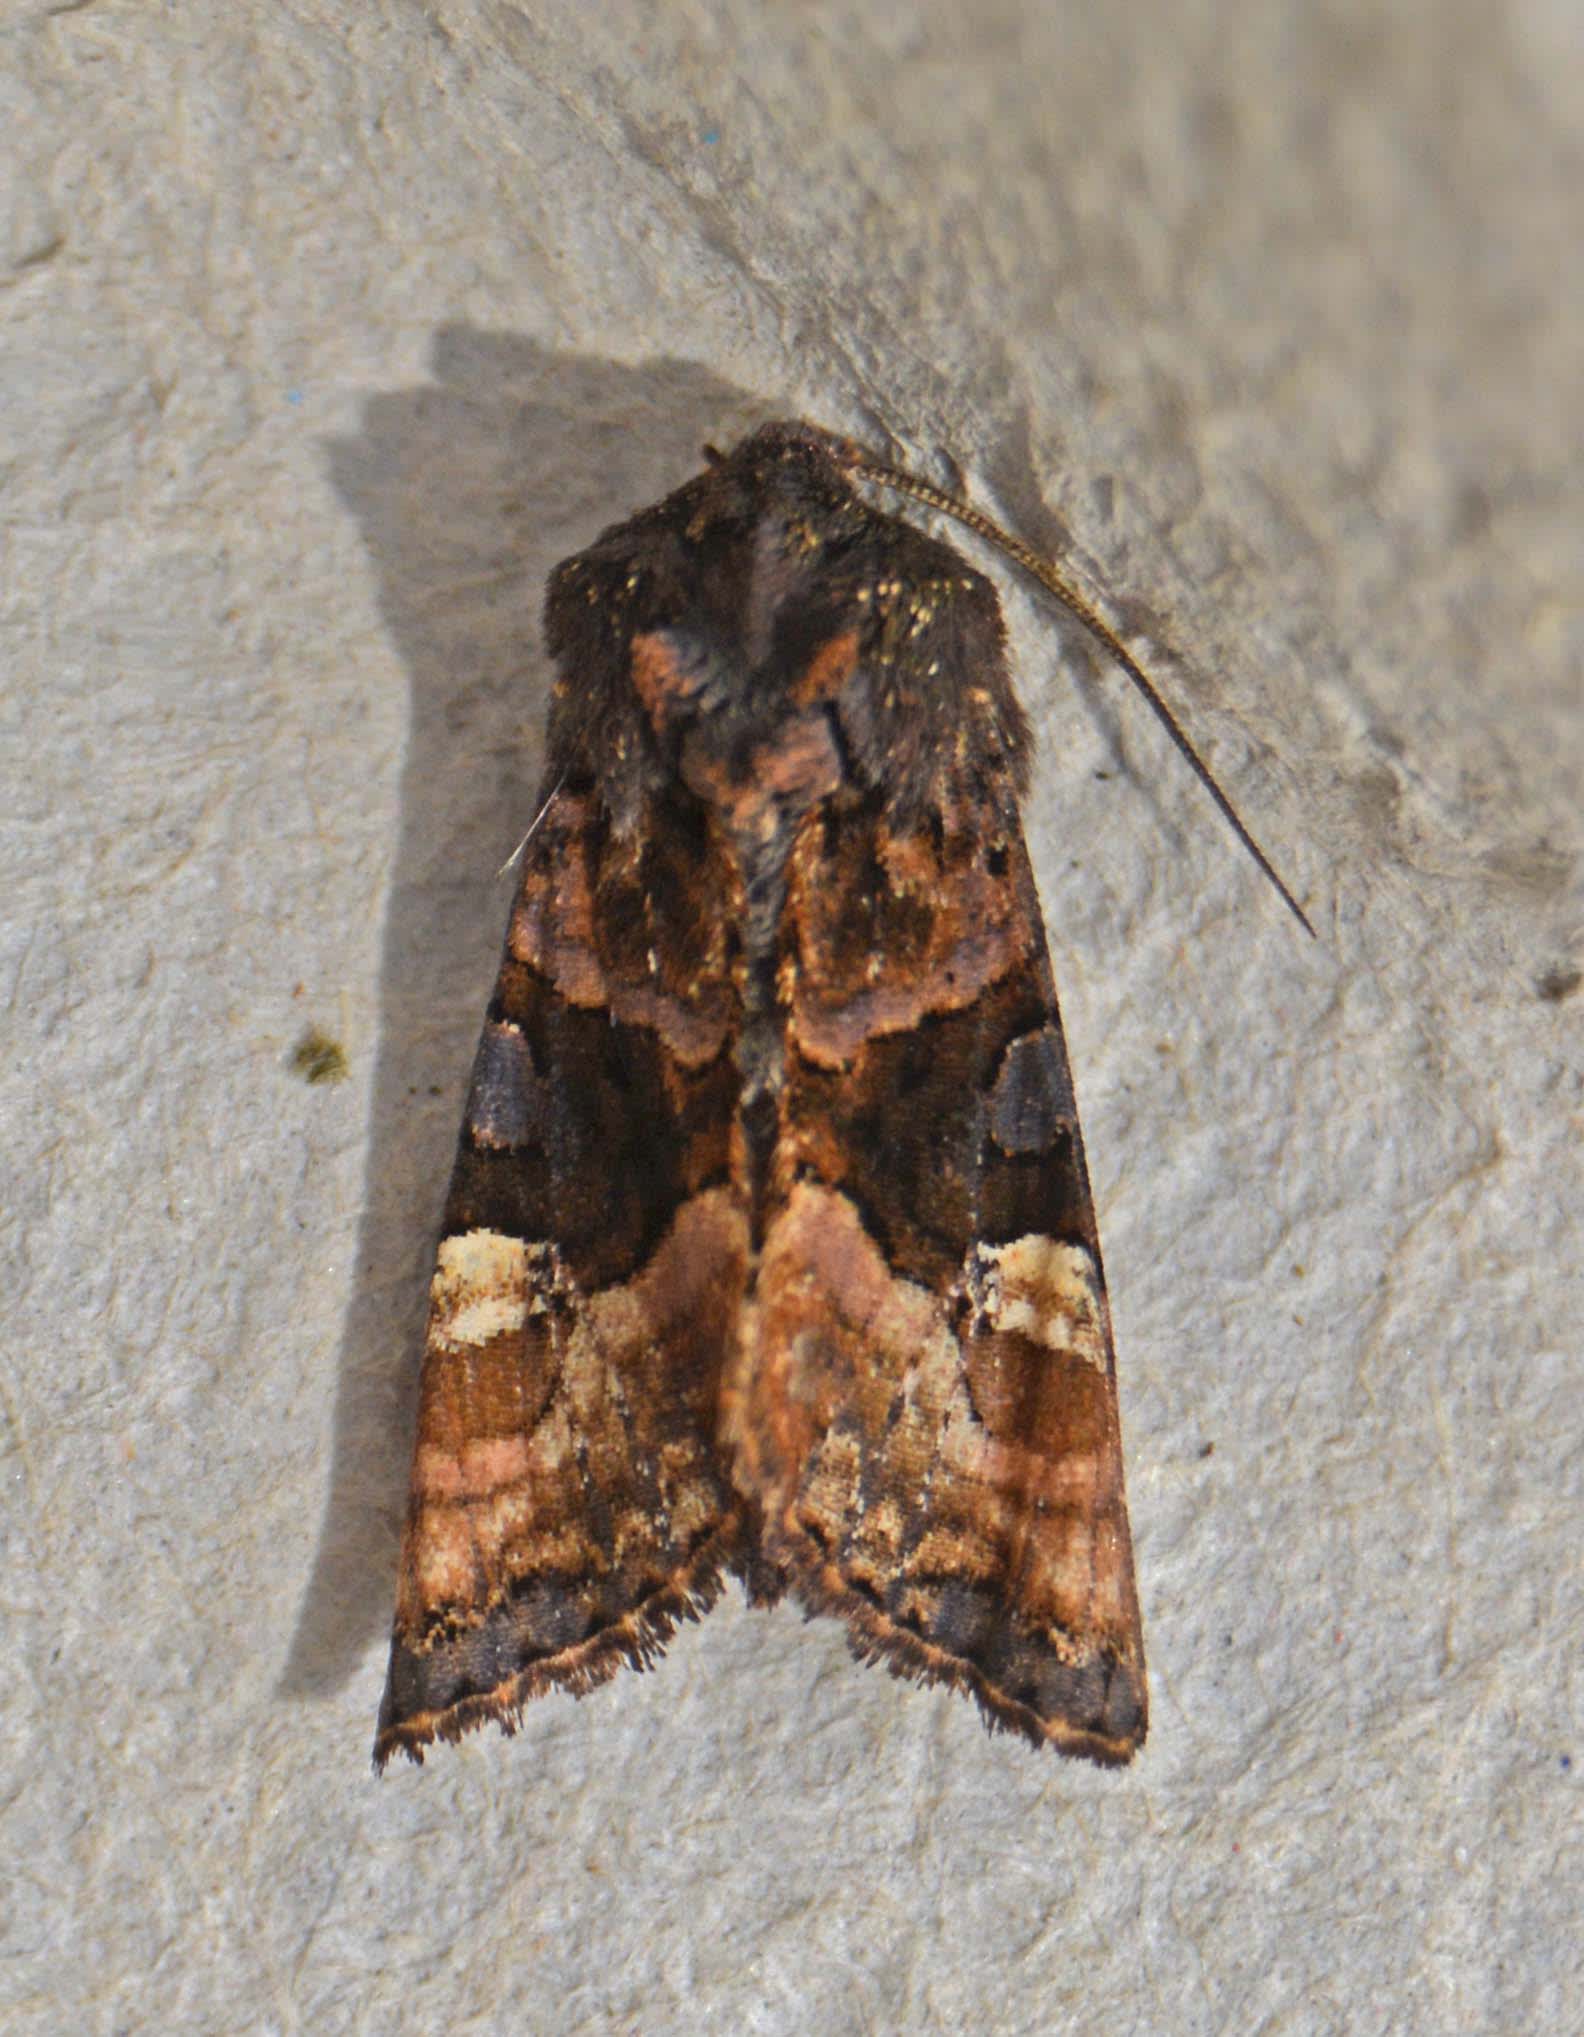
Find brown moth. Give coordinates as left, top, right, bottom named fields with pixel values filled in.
left=374, top=420, right=1308, bottom=1771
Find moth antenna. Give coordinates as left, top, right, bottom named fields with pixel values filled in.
left=498, top=771, right=566, bottom=877
left=835, top=441, right=1316, bottom=938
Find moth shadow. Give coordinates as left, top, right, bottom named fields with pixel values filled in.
left=279, top=331, right=770, bottom=1705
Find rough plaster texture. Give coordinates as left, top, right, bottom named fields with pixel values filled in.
left=2, top=4, right=1580, bottom=2032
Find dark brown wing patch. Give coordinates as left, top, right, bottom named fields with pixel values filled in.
left=376, top=791, right=749, bottom=1767
left=724, top=808, right=1145, bottom=1762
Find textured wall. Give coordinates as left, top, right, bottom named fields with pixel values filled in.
left=3, top=3, right=1579, bottom=2032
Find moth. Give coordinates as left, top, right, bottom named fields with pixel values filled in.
left=374, top=420, right=1309, bottom=1770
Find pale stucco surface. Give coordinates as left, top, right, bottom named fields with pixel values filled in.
left=2, top=5, right=1580, bottom=2033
